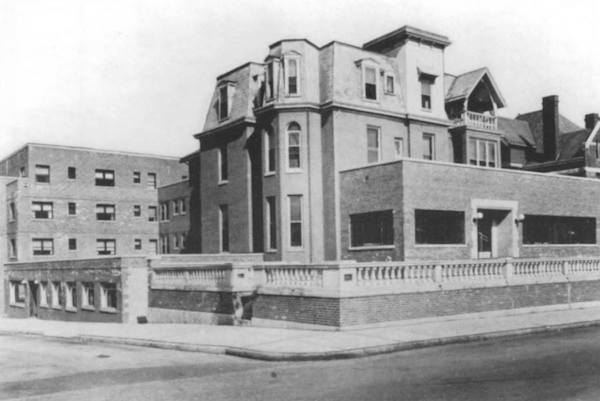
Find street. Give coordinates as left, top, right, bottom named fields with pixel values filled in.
left=2, top=326, right=600, bottom=401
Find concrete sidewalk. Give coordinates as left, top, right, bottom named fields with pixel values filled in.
left=2, top=304, right=600, bottom=361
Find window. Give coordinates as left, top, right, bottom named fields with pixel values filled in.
left=264, top=128, right=276, bottom=174
left=81, top=282, right=94, bottom=309
left=39, top=282, right=48, bottom=307
left=50, top=281, right=61, bottom=308
left=160, top=235, right=169, bottom=254
left=68, top=202, right=77, bottom=216
left=394, top=137, right=404, bottom=159
left=95, top=169, right=115, bottom=186
left=420, top=76, right=434, bottom=110
left=173, top=234, right=180, bottom=249
left=32, top=238, right=54, bottom=255
left=468, top=138, right=498, bottom=168
left=415, top=210, right=465, bottom=244
left=149, top=239, right=158, bottom=253
left=173, top=200, right=180, bottom=215
left=266, top=196, right=277, bottom=250
left=9, top=281, right=26, bottom=305
left=367, top=126, right=380, bottom=163
left=68, top=166, right=76, bottom=179
left=35, top=165, right=50, bottom=183
left=32, top=201, right=53, bottom=219
left=350, top=210, right=394, bottom=247
left=9, top=238, right=17, bottom=259
left=422, top=133, right=435, bottom=160
left=218, top=146, right=228, bottom=182
left=180, top=233, right=186, bottom=250
left=287, top=122, right=301, bottom=170
left=133, top=205, right=141, bottom=217
left=133, top=171, right=141, bottom=184
left=160, top=202, right=169, bottom=221
left=68, top=238, right=77, bottom=251
left=148, top=206, right=157, bottom=222
left=100, top=283, right=117, bottom=310
left=218, top=85, right=230, bottom=120
left=219, top=204, right=229, bottom=252
left=65, top=282, right=76, bottom=310
left=289, top=195, right=302, bottom=247
left=19, top=166, right=25, bottom=177
left=8, top=202, right=16, bottom=221
left=523, top=215, right=596, bottom=244
left=364, top=66, right=377, bottom=100
left=96, top=204, right=115, bottom=221
left=385, top=75, right=395, bottom=94
left=134, top=238, right=142, bottom=250
left=285, top=57, right=299, bottom=95
left=266, top=62, right=276, bottom=100
left=147, top=173, right=157, bottom=189
left=97, top=239, right=116, bottom=255
left=180, top=199, right=187, bottom=215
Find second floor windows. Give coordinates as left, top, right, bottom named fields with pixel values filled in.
left=33, top=238, right=54, bottom=255
left=218, top=146, right=228, bottom=182
left=468, top=138, right=498, bottom=168
left=147, top=173, right=157, bottom=189
left=287, top=122, right=301, bottom=170
left=367, top=126, right=380, bottom=164
left=284, top=56, right=299, bottom=96
left=35, top=165, right=50, bottom=183
left=423, top=133, right=435, bottom=160
left=364, top=66, right=377, bottom=100
left=148, top=206, right=157, bottom=222
left=97, top=239, right=116, bottom=256
left=160, top=202, right=169, bottom=221
left=32, top=202, right=53, bottom=219
left=95, top=169, right=115, bottom=186
left=96, top=204, right=115, bottom=221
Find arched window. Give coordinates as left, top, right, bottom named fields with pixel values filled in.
left=287, top=122, right=301, bottom=170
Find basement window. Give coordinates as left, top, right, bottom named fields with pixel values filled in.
left=65, top=282, right=77, bottom=311
left=415, top=209, right=465, bottom=244
left=81, top=282, right=95, bottom=309
left=523, top=215, right=596, bottom=244
left=350, top=210, right=394, bottom=248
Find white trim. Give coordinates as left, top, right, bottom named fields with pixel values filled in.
left=288, top=195, right=303, bottom=249
left=470, top=199, right=519, bottom=259
left=360, top=61, right=379, bottom=101
left=217, top=146, right=228, bottom=184
left=283, top=54, right=301, bottom=97
left=366, top=125, right=381, bottom=164
left=286, top=122, right=302, bottom=172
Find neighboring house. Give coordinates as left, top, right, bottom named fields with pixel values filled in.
left=157, top=180, right=191, bottom=254
left=0, top=143, right=188, bottom=262
left=192, top=25, right=600, bottom=263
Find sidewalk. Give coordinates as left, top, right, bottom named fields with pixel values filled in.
left=2, top=304, right=600, bottom=361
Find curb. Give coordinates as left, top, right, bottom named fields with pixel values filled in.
left=2, top=319, right=600, bottom=362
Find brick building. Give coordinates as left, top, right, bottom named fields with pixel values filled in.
left=192, top=25, right=600, bottom=264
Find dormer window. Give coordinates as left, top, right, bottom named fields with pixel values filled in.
left=284, top=55, right=300, bottom=96
left=265, top=60, right=280, bottom=101
left=418, top=70, right=436, bottom=110
left=364, top=66, right=377, bottom=100
left=218, top=83, right=234, bottom=120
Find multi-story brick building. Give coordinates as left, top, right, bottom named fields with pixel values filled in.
left=192, top=25, right=600, bottom=264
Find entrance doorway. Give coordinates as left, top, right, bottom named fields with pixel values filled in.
left=476, top=209, right=511, bottom=259
left=28, top=281, right=38, bottom=317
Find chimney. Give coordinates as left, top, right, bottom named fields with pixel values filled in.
left=585, top=113, right=599, bottom=130
left=542, top=95, right=560, bottom=161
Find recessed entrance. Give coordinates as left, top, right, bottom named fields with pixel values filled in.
left=471, top=200, right=519, bottom=260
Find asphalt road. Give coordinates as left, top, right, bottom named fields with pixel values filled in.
left=3, top=326, right=600, bottom=401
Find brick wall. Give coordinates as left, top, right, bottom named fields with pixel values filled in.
left=252, top=294, right=340, bottom=326
left=149, top=289, right=234, bottom=314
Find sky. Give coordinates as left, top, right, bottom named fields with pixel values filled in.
left=1, top=0, right=599, bottom=158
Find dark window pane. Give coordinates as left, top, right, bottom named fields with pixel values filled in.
left=350, top=210, right=394, bottom=247
left=523, top=215, right=596, bottom=244
left=415, top=210, right=465, bottom=244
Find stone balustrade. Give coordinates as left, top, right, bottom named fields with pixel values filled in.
left=453, top=110, right=497, bottom=131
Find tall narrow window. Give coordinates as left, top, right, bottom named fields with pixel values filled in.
left=364, top=66, right=377, bottom=100
left=264, top=128, right=276, bottom=174
left=67, top=167, right=76, bottom=179
left=147, top=173, right=157, bottom=189
left=266, top=62, right=275, bottom=100
left=133, top=171, right=141, bottom=184
left=68, top=202, right=77, bottom=216
left=394, top=137, right=404, bottom=159
left=266, top=196, right=277, bottom=250
left=219, top=205, right=229, bottom=252
left=420, top=77, right=433, bottom=110
left=8, top=202, right=16, bottom=221
left=68, top=238, right=77, bottom=250
left=286, top=57, right=299, bottom=95
left=289, top=195, right=302, bottom=247
left=35, top=165, right=50, bottom=183
left=148, top=206, right=157, bottom=222
left=218, top=146, right=228, bottom=182
left=423, top=134, right=435, bottom=160
left=8, top=238, right=16, bottom=259
left=385, top=75, right=395, bottom=94
left=219, top=85, right=229, bottom=120
left=367, top=126, right=380, bottom=163
left=287, top=122, right=301, bottom=170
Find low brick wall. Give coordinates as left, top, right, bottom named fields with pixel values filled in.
left=149, top=289, right=234, bottom=315
left=252, top=295, right=340, bottom=327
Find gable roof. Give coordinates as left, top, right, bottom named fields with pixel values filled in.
left=516, top=110, right=582, bottom=153
left=497, top=117, right=535, bottom=147
left=557, top=129, right=589, bottom=160
left=445, top=67, right=506, bottom=108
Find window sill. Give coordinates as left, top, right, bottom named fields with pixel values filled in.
left=65, top=307, right=77, bottom=313
left=522, top=244, right=598, bottom=247
left=384, top=91, right=395, bottom=95
left=414, top=244, right=467, bottom=247
left=218, top=116, right=230, bottom=123
left=51, top=305, right=63, bottom=311
left=40, top=304, right=49, bottom=309
left=285, top=93, right=301, bottom=98
left=362, top=97, right=379, bottom=103
left=265, top=249, right=278, bottom=254
left=9, top=302, right=25, bottom=308
left=81, top=305, right=95, bottom=312
left=218, top=180, right=229, bottom=186
left=421, top=108, right=433, bottom=113
left=264, top=171, right=276, bottom=177
left=100, top=307, right=118, bottom=314
left=286, top=169, right=303, bottom=174
left=348, top=245, right=395, bottom=251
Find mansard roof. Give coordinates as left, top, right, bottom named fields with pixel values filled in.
left=445, top=67, right=506, bottom=108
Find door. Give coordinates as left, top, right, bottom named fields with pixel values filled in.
left=28, top=281, right=38, bottom=317
left=477, top=213, right=493, bottom=258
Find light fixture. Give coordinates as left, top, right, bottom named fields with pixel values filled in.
left=515, top=214, right=525, bottom=224
left=472, top=212, right=484, bottom=221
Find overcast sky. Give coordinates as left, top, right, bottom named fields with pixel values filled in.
left=1, top=0, right=598, bottom=158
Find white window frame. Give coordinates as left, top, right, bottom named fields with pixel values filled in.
left=31, top=201, right=53, bottom=219
left=100, top=282, right=117, bottom=311
left=362, top=63, right=379, bottom=101
left=288, top=195, right=303, bottom=249
left=468, top=138, right=499, bottom=168
left=367, top=126, right=381, bottom=164
left=284, top=55, right=301, bottom=96
left=385, top=74, right=395, bottom=94
left=264, top=127, right=276, bottom=175
left=32, top=238, right=54, bottom=256
left=179, top=199, right=187, bottom=215
left=172, top=200, right=179, bottom=216
left=286, top=122, right=302, bottom=172
left=81, top=282, right=95, bottom=310
left=65, top=282, right=77, bottom=311
left=39, top=282, right=48, bottom=307
left=96, top=239, right=116, bottom=256
left=422, top=133, right=435, bottom=160
left=394, top=137, right=404, bottom=159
